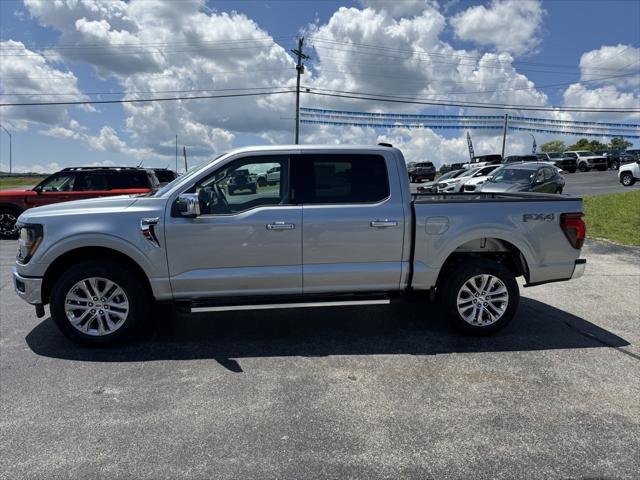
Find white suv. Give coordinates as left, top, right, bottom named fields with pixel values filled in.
left=619, top=160, right=640, bottom=186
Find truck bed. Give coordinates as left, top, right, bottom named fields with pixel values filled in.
left=412, top=192, right=582, bottom=203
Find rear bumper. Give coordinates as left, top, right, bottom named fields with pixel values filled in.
left=571, top=259, right=586, bottom=280
left=12, top=267, right=43, bottom=305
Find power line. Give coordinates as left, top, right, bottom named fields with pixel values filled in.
left=0, top=90, right=295, bottom=107
left=301, top=87, right=640, bottom=113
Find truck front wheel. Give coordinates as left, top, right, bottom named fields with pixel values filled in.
left=439, top=258, right=519, bottom=335
left=50, top=260, right=150, bottom=345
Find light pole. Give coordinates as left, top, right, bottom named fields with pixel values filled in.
left=0, top=124, right=11, bottom=174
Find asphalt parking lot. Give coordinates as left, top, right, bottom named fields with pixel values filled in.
left=411, top=168, right=635, bottom=196
left=1, top=238, right=638, bottom=480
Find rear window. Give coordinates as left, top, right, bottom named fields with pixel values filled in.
left=416, top=162, right=434, bottom=167
left=108, top=171, right=151, bottom=189
left=295, top=154, right=390, bottom=204
left=154, top=170, right=176, bottom=183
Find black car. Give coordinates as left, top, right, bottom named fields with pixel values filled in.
left=480, top=163, right=565, bottom=194
left=471, top=154, right=503, bottom=165
left=151, top=168, right=178, bottom=185
left=228, top=169, right=257, bottom=195
left=408, top=162, right=436, bottom=182
left=536, top=152, right=577, bottom=173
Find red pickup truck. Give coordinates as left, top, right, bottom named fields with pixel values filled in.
left=0, top=167, right=161, bottom=239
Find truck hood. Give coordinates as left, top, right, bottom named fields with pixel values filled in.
left=18, top=195, right=140, bottom=223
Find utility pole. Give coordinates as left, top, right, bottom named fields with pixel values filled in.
left=0, top=124, right=11, bottom=174
left=291, top=37, right=309, bottom=144
left=175, top=135, right=178, bottom=172
left=501, top=113, right=509, bottom=159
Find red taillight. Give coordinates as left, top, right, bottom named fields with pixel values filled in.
left=560, top=212, right=586, bottom=249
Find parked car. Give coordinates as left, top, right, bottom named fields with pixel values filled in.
left=479, top=163, right=565, bottom=194
left=535, top=152, right=577, bottom=173
left=438, top=165, right=501, bottom=193
left=12, top=144, right=586, bottom=346
left=468, top=154, right=503, bottom=168
left=618, top=160, right=640, bottom=186
left=461, top=165, right=502, bottom=192
left=504, top=155, right=538, bottom=165
left=151, top=168, right=178, bottom=186
left=227, top=169, right=257, bottom=194
left=563, top=151, right=607, bottom=172
left=408, top=162, right=436, bottom=182
left=416, top=169, right=465, bottom=192
left=0, top=167, right=159, bottom=239
left=625, top=149, right=640, bottom=160
left=605, top=151, right=637, bottom=170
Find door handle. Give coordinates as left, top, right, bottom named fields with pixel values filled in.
left=370, top=220, right=398, bottom=228
left=266, top=222, right=295, bottom=230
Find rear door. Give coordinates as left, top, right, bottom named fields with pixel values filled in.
left=294, top=153, right=405, bottom=293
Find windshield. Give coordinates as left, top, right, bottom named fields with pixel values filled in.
left=152, top=154, right=226, bottom=197
left=548, top=152, right=563, bottom=159
left=576, top=151, right=592, bottom=157
left=489, top=167, right=536, bottom=183
left=438, top=170, right=463, bottom=181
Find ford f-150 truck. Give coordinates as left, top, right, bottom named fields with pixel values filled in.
left=13, top=145, right=587, bottom=345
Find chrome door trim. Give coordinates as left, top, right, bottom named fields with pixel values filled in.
left=191, top=299, right=390, bottom=313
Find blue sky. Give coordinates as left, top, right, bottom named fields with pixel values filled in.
left=1, top=0, right=639, bottom=172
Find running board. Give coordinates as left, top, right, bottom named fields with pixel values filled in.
left=191, top=299, right=390, bottom=313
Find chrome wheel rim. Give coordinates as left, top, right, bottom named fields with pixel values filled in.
left=64, top=277, right=129, bottom=336
left=622, top=175, right=631, bottom=185
left=456, top=274, right=509, bottom=326
left=0, top=212, right=18, bottom=236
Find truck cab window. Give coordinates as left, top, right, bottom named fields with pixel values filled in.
left=188, top=156, right=289, bottom=215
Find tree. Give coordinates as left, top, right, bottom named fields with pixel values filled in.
left=609, top=137, right=632, bottom=151
left=567, top=138, right=592, bottom=151
left=588, top=140, right=608, bottom=152
left=540, top=140, right=566, bottom=152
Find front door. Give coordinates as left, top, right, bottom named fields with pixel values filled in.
left=294, top=153, right=406, bottom=294
left=164, top=155, right=302, bottom=299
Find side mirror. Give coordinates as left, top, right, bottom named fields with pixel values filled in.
left=174, top=193, right=200, bottom=218
left=33, top=186, right=43, bottom=194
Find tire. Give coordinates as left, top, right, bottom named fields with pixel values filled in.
left=567, top=168, right=576, bottom=174
left=0, top=207, right=21, bottom=240
left=578, top=163, right=589, bottom=172
left=257, top=177, right=267, bottom=187
left=438, top=258, right=519, bottom=335
left=620, top=172, right=636, bottom=187
left=251, top=186, right=257, bottom=194
left=50, top=260, right=150, bottom=346
left=555, top=187, right=563, bottom=194
left=612, top=161, right=619, bottom=170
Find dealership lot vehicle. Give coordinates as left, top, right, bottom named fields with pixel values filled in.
left=438, top=165, right=500, bottom=192
left=13, top=145, right=587, bottom=346
left=407, top=161, right=436, bottom=182
left=461, top=164, right=501, bottom=192
left=0, top=167, right=159, bottom=239
left=151, top=168, right=178, bottom=186
left=619, top=160, right=640, bottom=186
left=480, top=163, right=565, bottom=194
left=564, top=151, right=608, bottom=172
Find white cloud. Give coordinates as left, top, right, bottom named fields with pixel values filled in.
left=562, top=83, right=640, bottom=123
left=450, top=0, right=544, bottom=56
left=0, top=40, right=87, bottom=127
left=358, top=0, right=430, bottom=18
left=579, top=44, right=640, bottom=89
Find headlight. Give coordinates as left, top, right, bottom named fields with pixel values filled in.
left=17, top=224, right=43, bottom=264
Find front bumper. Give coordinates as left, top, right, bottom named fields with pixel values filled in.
left=12, top=267, right=43, bottom=305
left=571, top=259, right=586, bottom=280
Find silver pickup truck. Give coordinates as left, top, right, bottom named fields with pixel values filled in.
left=13, top=144, right=587, bottom=345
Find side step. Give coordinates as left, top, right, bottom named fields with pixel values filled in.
left=190, top=296, right=390, bottom=313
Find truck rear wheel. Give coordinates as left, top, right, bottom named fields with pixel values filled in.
left=50, top=260, right=149, bottom=345
left=620, top=172, right=635, bottom=186
left=438, top=258, right=519, bottom=335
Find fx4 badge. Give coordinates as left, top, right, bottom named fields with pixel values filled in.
left=523, top=213, right=555, bottom=222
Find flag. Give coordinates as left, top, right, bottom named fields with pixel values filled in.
left=183, top=145, right=188, bottom=171
left=532, top=137, right=537, bottom=154
left=466, top=131, right=475, bottom=161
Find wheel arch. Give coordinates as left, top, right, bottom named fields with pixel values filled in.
left=435, top=237, right=530, bottom=289
left=42, top=246, right=153, bottom=305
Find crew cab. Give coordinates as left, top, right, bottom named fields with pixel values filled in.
left=0, top=167, right=159, bottom=239
left=563, top=151, right=607, bottom=172
left=13, top=145, right=587, bottom=346
left=536, top=152, right=577, bottom=173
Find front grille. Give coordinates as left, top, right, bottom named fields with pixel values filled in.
left=464, top=185, right=476, bottom=192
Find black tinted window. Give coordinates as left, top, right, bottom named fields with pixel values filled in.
left=77, top=173, right=109, bottom=191
left=108, top=171, right=151, bottom=189
left=154, top=170, right=176, bottom=183
left=296, top=154, right=389, bottom=204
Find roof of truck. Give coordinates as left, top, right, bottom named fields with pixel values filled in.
left=221, top=144, right=400, bottom=155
